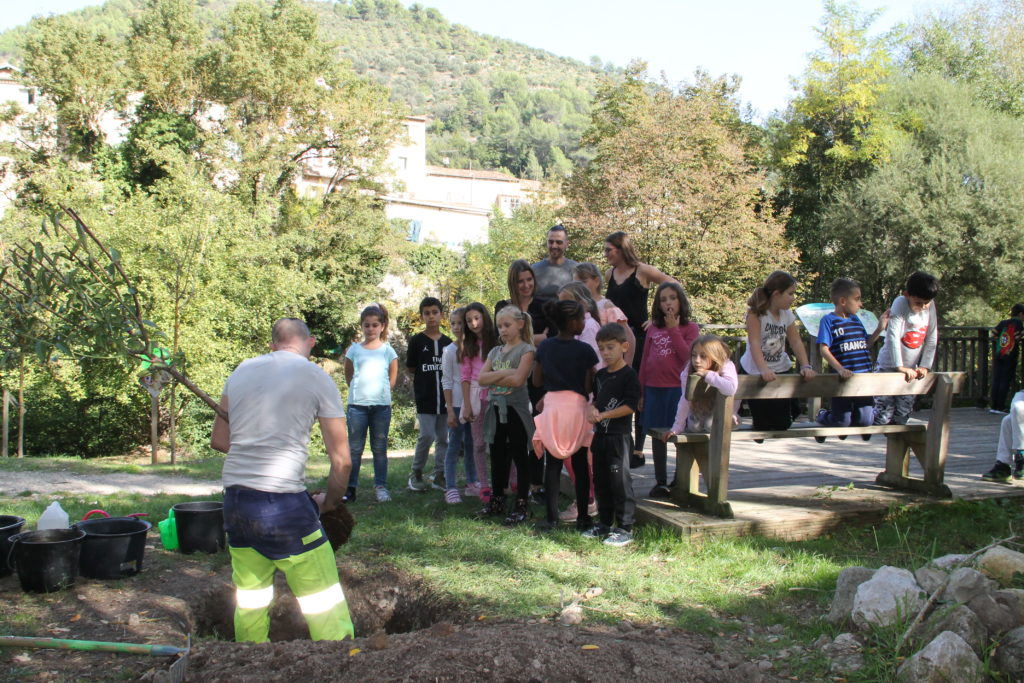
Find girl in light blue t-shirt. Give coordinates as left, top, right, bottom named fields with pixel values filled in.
left=344, top=304, right=398, bottom=503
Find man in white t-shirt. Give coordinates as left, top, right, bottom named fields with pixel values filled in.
left=210, top=318, right=354, bottom=642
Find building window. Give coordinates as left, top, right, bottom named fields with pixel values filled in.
left=397, top=156, right=408, bottom=170
left=27, top=89, right=35, bottom=105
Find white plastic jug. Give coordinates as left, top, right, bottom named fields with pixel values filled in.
left=37, top=502, right=69, bottom=530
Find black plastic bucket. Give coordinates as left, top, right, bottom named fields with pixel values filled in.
left=0, top=516, right=26, bottom=577
left=171, top=501, right=224, bottom=554
left=74, top=517, right=152, bottom=579
left=7, top=528, right=85, bottom=593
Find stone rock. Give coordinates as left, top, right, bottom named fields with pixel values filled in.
left=851, top=566, right=926, bottom=630
left=921, top=604, right=988, bottom=657
left=823, top=632, right=864, bottom=673
left=731, top=662, right=763, bottom=682
left=979, top=546, right=1024, bottom=586
left=812, top=634, right=832, bottom=650
left=559, top=604, right=583, bottom=625
left=914, top=566, right=948, bottom=596
left=994, top=625, right=1024, bottom=677
left=827, top=566, right=876, bottom=625
left=897, top=631, right=984, bottom=683
left=945, top=567, right=997, bottom=604
left=996, top=589, right=1024, bottom=626
left=929, top=554, right=969, bottom=571
left=967, top=593, right=1017, bottom=635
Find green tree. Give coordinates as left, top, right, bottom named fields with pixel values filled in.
left=206, top=0, right=403, bottom=217
left=564, top=64, right=794, bottom=323
left=821, top=73, right=1024, bottom=322
left=769, top=0, right=898, bottom=296
left=904, top=0, right=1024, bottom=117
left=20, top=15, right=129, bottom=159
left=458, top=202, right=557, bottom=306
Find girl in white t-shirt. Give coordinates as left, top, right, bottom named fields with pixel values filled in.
left=738, top=271, right=816, bottom=431
left=344, top=303, right=399, bottom=503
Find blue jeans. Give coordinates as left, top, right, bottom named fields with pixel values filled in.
left=820, top=397, right=874, bottom=427
left=443, top=406, right=477, bottom=488
left=347, top=404, right=391, bottom=488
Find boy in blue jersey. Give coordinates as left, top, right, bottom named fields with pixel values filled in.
left=816, top=278, right=885, bottom=427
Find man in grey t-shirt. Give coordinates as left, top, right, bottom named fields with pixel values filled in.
left=532, top=224, right=579, bottom=299
left=211, top=318, right=354, bottom=642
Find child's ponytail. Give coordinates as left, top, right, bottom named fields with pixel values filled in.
left=747, top=271, right=796, bottom=316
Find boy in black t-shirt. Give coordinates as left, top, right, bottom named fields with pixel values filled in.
left=586, top=323, right=642, bottom=547
left=406, top=297, right=452, bottom=491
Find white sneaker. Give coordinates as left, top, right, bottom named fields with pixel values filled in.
left=604, top=528, right=633, bottom=547
left=558, top=501, right=578, bottom=522
left=375, top=486, right=391, bottom=502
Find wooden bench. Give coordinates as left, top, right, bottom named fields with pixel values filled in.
left=650, top=371, right=966, bottom=519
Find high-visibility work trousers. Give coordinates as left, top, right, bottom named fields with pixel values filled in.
left=230, top=539, right=355, bottom=642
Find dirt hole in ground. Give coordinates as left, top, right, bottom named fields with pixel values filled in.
left=189, top=562, right=462, bottom=642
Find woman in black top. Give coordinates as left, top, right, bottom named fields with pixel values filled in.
left=602, top=231, right=675, bottom=458
left=495, top=260, right=551, bottom=345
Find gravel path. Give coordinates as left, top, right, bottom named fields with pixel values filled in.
left=0, top=470, right=222, bottom=497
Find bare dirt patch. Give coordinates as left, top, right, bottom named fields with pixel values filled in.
left=1, top=535, right=786, bottom=683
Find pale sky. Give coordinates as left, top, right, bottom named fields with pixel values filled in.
left=2, top=0, right=960, bottom=119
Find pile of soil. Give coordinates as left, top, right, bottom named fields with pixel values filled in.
left=1, top=541, right=785, bottom=683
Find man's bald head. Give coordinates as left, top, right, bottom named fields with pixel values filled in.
left=271, top=318, right=311, bottom=346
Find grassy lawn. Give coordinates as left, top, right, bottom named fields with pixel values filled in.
left=2, top=453, right=1022, bottom=680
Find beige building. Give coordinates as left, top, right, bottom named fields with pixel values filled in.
left=300, top=116, right=541, bottom=246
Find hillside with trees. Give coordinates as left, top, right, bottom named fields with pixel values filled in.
left=0, top=0, right=614, bottom=179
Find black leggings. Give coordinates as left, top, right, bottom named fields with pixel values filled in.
left=489, top=409, right=531, bottom=502
left=544, top=448, right=591, bottom=526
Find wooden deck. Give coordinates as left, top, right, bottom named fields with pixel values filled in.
left=631, top=407, right=1024, bottom=540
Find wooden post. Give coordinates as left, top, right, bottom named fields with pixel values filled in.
left=705, top=392, right=735, bottom=518
left=2, top=388, right=8, bottom=458
left=17, top=359, right=24, bottom=458
left=979, top=327, right=990, bottom=408
left=807, top=343, right=822, bottom=419
left=168, top=384, right=177, bottom=465
left=150, top=393, right=159, bottom=465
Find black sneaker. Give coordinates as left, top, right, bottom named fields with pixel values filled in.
left=629, top=451, right=646, bottom=469
left=648, top=484, right=672, bottom=499
left=983, top=462, right=1013, bottom=482
left=1014, top=453, right=1024, bottom=480
left=476, top=495, right=506, bottom=519
left=503, top=498, right=530, bottom=526
left=342, top=486, right=356, bottom=503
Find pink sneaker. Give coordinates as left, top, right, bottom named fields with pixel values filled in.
left=587, top=500, right=598, bottom=518
left=479, top=486, right=492, bottom=503
left=463, top=482, right=481, bottom=498
left=558, top=501, right=578, bottom=522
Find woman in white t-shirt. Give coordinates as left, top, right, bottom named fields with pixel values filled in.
left=738, top=271, right=816, bottom=431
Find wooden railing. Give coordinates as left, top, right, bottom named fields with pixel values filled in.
left=702, top=325, right=1009, bottom=407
